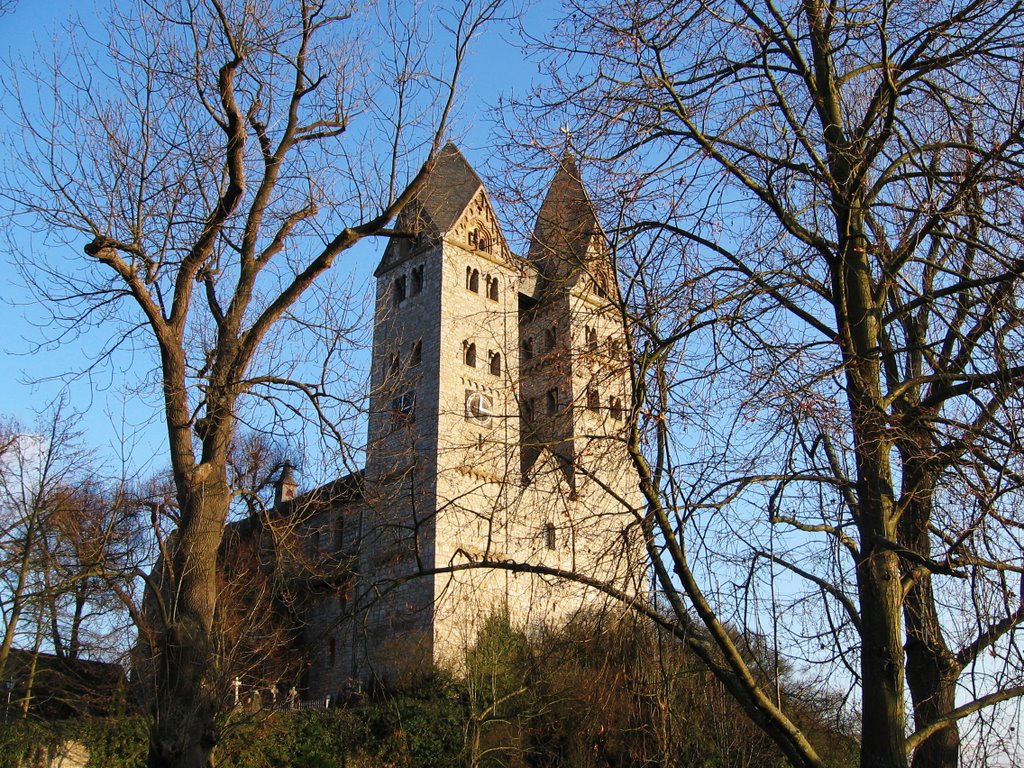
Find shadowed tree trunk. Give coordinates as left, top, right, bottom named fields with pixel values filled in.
left=3, top=1, right=504, bottom=764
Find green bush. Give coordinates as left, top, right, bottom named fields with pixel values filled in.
left=360, top=674, right=467, bottom=768
left=0, top=716, right=148, bottom=768
left=81, top=716, right=149, bottom=768
left=215, top=709, right=365, bottom=768
left=0, top=720, right=63, bottom=768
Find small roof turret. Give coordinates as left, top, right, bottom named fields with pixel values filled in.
left=275, top=460, right=299, bottom=508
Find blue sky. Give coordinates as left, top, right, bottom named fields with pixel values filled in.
left=0, top=0, right=550, bottom=476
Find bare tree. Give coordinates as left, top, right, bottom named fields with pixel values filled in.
left=493, top=2, right=1024, bottom=767
left=0, top=406, right=140, bottom=688
left=1, top=0, right=503, bottom=765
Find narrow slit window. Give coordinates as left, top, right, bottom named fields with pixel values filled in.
left=334, top=516, right=344, bottom=550
left=393, top=275, right=407, bottom=305
left=411, top=265, right=424, bottom=296
left=544, top=522, right=556, bottom=550
left=587, top=382, right=600, bottom=411
left=410, top=339, right=422, bottom=367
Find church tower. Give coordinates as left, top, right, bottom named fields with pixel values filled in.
left=338, top=144, right=641, bottom=687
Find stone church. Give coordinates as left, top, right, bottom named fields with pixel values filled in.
left=276, top=144, right=643, bottom=698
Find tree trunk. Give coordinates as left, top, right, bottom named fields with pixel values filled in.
left=901, top=447, right=960, bottom=768
left=905, top=573, right=960, bottom=768
left=148, top=465, right=231, bottom=768
left=836, top=214, right=910, bottom=768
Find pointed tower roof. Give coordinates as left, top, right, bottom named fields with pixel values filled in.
left=408, top=142, right=485, bottom=235
left=527, top=153, right=603, bottom=282
left=375, top=143, right=490, bottom=276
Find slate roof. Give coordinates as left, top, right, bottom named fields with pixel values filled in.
left=413, top=142, right=486, bottom=235
left=526, top=153, right=602, bottom=282
left=375, top=143, right=487, bottom=276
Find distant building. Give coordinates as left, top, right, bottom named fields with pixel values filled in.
left=2, top=648, right=126, bottom=719
left=278, top=144, right=644, bottom=696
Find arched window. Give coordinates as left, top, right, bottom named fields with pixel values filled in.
left=610, top=396, right=623, bottom=421
left=411, top=265, right=424, bottom=296
left=410, top=339, right=422, bottom=367
left=521, top=336, right=534, bottom=362
left=393, top=275, right=406, bottom=305
left=585, top=325, right=598, bottom=352
left=546, top=388, right=559, bottom=415
left=467, top=267, right=480, bottom=293
left=544, top=522, right=556, bottom=550
left=487, top=276, right=499, bottom=301
left=544, top=327, right=556, bottom=352
left=489, top=351, right=501, bottom=376
left=609, top=337, right=623, bottom=360
left=464, top=341, right=477, bottom=367
left=470, top=227, right=492, bottom=254
left=522, top=398, right=535, bottom=425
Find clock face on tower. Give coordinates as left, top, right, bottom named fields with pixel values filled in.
left=466, top=391, right=493, bottom=425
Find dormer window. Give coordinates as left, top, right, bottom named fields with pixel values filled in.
left=467, top=267, right=480, bottom=293
left=464, top=341, right=477, bottom=367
